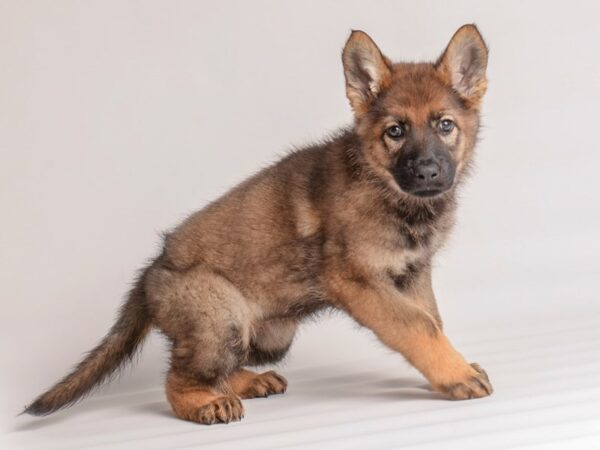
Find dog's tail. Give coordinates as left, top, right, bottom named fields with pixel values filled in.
left=22, top=269, right=152, bottom=416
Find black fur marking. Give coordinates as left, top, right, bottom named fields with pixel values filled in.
left=379, top=194, right=449, bottom=230
left=399, top=227, right=420, bottom=249
left=286, top=233, right=325, bottom=285
left=343, top=135, right=368, bottom=183
left=280, top=294, right=329, bottom=321
left=225, top=324, right=247, bottom=367
left=398, top=202, right=442, bottom=227
left=307, top=146, right=329, bottom=205
left=390, top=262, right=422, bottom=291
left=246, top=343, right=292, bottom=366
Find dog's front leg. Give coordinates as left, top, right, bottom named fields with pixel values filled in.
left=329, top=275, right=493, bottom=400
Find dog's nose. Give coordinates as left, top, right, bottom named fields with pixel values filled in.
left=413, top=159, right=440, bottom=181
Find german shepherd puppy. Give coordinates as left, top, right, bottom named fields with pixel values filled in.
left=25, top=24, right=492, bottom=424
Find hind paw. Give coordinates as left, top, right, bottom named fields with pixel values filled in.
left=194, top=395, right=245, bottom=424
left=230, top=369, right=288, bottom=399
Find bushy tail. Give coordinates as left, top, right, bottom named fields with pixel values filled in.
left=23, top=270, right=152, bottom=416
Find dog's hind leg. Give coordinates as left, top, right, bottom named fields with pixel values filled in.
left=149, top=266, right=254, bottom=424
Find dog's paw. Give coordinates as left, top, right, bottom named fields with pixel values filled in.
left=239, top=370, right=288, bottom=399
left=194, top=395, right=245, bottom=425
left=436, top=363, right=493, bottom=400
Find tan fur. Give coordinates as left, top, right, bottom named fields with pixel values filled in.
left=166, top=371, right=244, bottom=424
left=166, top=368, right=287, bottom=423
left=25, top=25, right=493, bottom=423
left=228, top=369, right=288, bottom=399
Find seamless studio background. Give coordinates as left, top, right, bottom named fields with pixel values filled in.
left=1, top=1, right=599, bottom=448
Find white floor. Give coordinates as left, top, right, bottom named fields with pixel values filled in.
left=4, top=302, right=600, bottom=450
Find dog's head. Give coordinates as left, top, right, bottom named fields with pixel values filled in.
left=342, top=25, right=488, bottom=198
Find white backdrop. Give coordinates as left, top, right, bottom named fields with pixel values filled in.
left=2, top=0, right=600, bottom=437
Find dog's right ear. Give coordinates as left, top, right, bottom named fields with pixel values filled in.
left=342, top=30, right=392, bottom=117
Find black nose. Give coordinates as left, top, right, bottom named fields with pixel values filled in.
left=413, top=159, right=440, bottom=181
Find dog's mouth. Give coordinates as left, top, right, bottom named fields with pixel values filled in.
left=410, top=187, right=448, bottom=198
left=393, top=173, right=455, bottom=199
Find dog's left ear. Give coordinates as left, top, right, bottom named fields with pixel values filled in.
left=342, top=30, right=392, bottom=116
left=437, top=24, right=488, bottom=107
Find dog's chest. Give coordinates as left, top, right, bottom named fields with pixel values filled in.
left=351, top=227, right=433, bottom=276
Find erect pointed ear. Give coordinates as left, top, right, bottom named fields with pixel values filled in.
left=342, top=30, right=392, bottom=116
left=436, top=24, right=489, bottom=106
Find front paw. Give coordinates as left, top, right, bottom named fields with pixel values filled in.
left=435, top=363, right=493, bottom=400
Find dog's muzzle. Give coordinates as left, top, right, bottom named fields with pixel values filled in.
left=393, top=151, right=456, bottom=198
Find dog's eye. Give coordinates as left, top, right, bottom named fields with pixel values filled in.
left=438, top=119, right=455, bottom=133
left=385, top=125, right=404, bottom=139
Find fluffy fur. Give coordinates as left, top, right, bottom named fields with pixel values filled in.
left=25, top=24, right=492, bottom=424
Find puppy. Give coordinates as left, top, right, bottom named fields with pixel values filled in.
left=25, top=25, right=492, bottom=424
